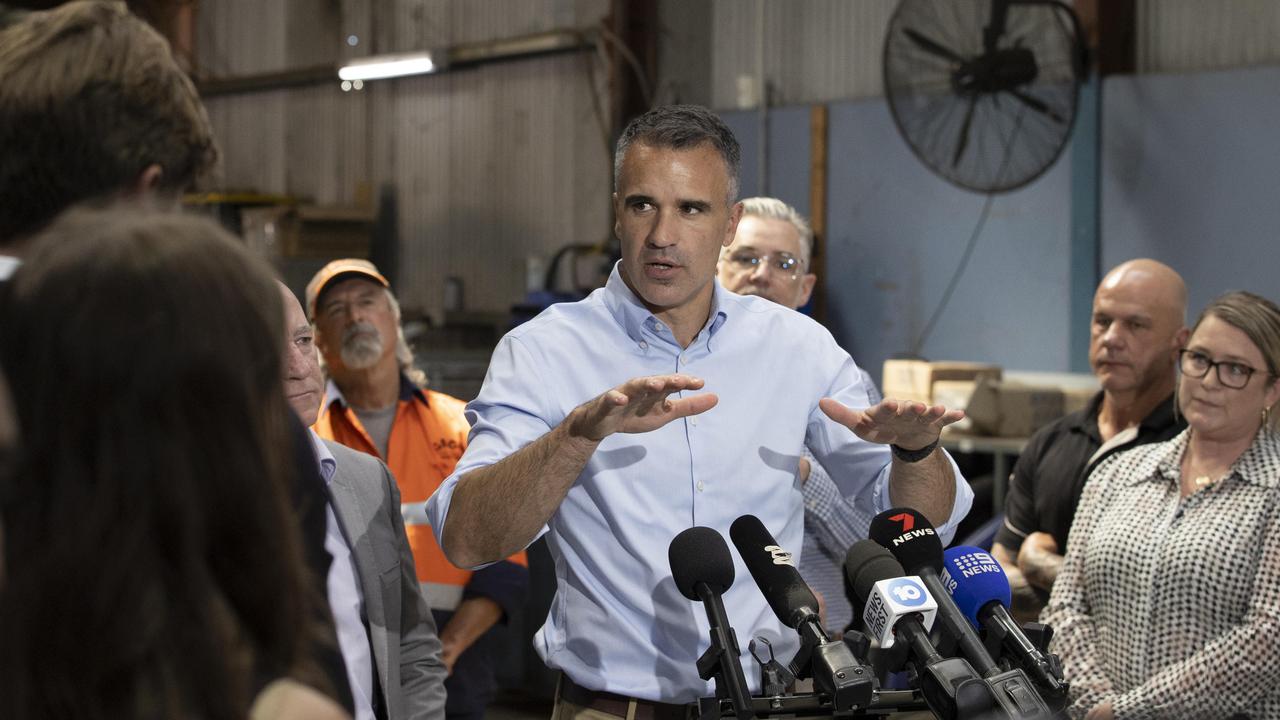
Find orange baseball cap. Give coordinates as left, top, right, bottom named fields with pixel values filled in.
left=305, top=258, right=390, bottom=320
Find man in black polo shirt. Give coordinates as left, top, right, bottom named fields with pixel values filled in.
left=992, top=259, right=1188, bottom=620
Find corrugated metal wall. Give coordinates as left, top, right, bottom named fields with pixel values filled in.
left=198, top=0, right=610, bottom=321
left=708, top=0, right=1280, bottom=108
left=1137, top=0, right=1280, bottom=73
left=709, top=0, right=898, bottom=108
left=198, top=0, right=1280, bottom=318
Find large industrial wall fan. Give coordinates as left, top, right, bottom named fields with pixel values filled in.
left=884, top=0, right=1089, bottom=193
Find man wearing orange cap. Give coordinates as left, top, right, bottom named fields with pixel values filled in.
left=307, top=260, right=528, bottom=720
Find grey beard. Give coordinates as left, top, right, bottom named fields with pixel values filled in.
left=340, top=324, right=384, bottom=369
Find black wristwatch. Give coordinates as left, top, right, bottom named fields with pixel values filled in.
left=890, top=438, right=939, bottom=463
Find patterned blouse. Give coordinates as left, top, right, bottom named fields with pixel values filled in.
left=1043, top=428, right=1280, bottom=720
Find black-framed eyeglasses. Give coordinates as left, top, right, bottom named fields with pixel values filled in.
left=1179, top=349, right=1269, bottom=390
left=726, top=250, right=802, bottom=279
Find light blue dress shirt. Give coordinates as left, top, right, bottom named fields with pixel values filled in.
left=426, top=265, right=972, bottom=703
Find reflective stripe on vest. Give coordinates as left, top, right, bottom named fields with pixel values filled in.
left=401, top=501, right=429, bottom=528
left=422, top=581, right=464, bottom=612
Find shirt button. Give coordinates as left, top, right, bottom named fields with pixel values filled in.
left=679, top=354, right=688, bottom=365
left=697, top=481, right=705, bottom=492
left=639, top=341, right=648, bottom=349
left=690, top=418, right=698, bottom=427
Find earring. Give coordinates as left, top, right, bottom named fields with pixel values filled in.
left=1265, top=405, right=1272, bottom=428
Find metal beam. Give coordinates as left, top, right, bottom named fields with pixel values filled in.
left=196, top=29, right=595, bottom=98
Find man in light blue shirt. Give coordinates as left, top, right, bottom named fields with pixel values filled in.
left=425, top=105, right=972, bottom=713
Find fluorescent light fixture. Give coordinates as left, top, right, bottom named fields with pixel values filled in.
left=338, top=52, right=437, bottom=81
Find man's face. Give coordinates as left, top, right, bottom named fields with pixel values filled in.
left=1089, top=273, right=1182, bottom=396
left=613, top=142, right=742, bottom=323
left=313, top=278, right=398, bottom=374
left=717, top=215, right=816, bottom=309
left=279, top=284, right=323, bottom=425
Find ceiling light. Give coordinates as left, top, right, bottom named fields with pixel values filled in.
left=338, top=52, right=437, bottom=82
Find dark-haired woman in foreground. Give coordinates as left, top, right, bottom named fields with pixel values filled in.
left=0, top=209, right=348, bottom=720
left=1046, top=290, right=1280, bottom=719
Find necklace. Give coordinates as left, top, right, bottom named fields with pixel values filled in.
left=1192, top=474, right=1215, bottom=488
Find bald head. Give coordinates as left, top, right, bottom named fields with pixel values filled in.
left=1098, top=259, right=1187, bottom=326
left=1090, top=259, right=1189, bottom=399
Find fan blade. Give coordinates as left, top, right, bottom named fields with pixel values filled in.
left=1007, top=88, right=1065, bottom=124
left=953, top=96, right=977, bottom=168
left=903, top=28, right=965, bottom=64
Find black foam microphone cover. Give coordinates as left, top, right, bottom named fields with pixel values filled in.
left=669, top=526, right=736, bottom=601
left=729, top=514, right=819, bottom=628
left=868, top=507, right=944, bottom=575
left=843, top=539, right=907, bottom=606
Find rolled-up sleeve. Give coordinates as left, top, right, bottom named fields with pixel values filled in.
left=805, top=351, right=972, bottom=545
left=425, top=334, right=554, bottom=557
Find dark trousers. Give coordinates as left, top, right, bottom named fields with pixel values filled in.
left=433, top=608, right=500, bottom=720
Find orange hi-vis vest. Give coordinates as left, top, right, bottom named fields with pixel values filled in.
left=314, top=376, right=527, bottom=612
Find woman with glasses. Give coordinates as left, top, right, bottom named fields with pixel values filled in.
left=1044, top=290, right=1280, bottom=719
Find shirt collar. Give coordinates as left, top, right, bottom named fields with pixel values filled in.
left=1070, top=391, right=1106, bottom=439
left=307, top=428, right=337, bottom=485
left=1138, top=393, right=1178, bottom=433
left=1145, top=428, right=1280, bottom=489
left=601, top=261, right=730, bottom=348
left=324, top=373, right=427, bottom=411
left=1077, top=391, right=1179, bottom=439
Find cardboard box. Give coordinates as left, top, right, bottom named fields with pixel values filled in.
left=931, top=380, right=978, bottom=432
left=965, top=377, right=1068, bottom=438
left=881, top=360, right=1003, bottom=404
left=239, top=204, right=373, bottom=259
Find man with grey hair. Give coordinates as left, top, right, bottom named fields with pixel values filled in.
left=717, top=197, right=881, bottom=635
left=426, top=105, right=973, bottom=714
left=279, top=280, right=448, bottom=720
left=308, top=259, right=529, bottom=720
left=716, top=197, right=817, bottom=309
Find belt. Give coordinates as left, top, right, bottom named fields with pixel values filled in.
left=558, top=675, right=691, bottom=720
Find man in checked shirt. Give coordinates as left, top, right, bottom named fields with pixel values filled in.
left=715, top=196, right=893, bottom=635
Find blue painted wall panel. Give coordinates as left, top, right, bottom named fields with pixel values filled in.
left=822, top=98, right=1074, bottom=383
left=1101, top=66, right=1280, bottom=318
left=722, top=65, right=1280, bottom=385
left=720, top=106, right=811, bottom=210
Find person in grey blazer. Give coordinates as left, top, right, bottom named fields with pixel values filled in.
left=281, top=281, right=449, bottom=719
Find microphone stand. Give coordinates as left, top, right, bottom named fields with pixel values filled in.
left=695, top=582, right=756, bottom=719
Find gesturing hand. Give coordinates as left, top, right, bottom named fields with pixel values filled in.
left=568, top=374, right=719, bottom=442
left=818, top=397, right=964, bottom=451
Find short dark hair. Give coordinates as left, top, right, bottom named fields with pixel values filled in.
left=0, top=1, right=218, bottom=245
left=0, top=208, right=318, bottom=720
left=614, top=104, right=741, bottom=203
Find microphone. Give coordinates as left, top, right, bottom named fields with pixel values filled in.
left=669, top=527, right=755, bottom=719
left=941, top=546, right=1067, bottom=701
left=729, top=515, right=874, bottom=712
left=870, top=509, right=1054, bottom=718
left=869, top=508, right=1002, bottom=677
left=844, top=540, right=938, bottom=650
left=728, top=514, right=819, bottom=628
left=844, top=540, right=996, bottom=720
